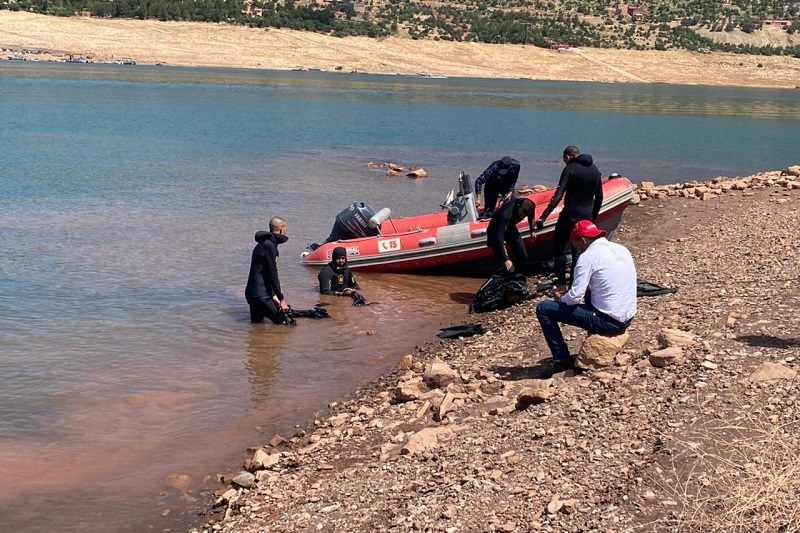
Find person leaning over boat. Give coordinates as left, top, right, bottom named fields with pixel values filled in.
left=535, top=220, right=636, bottom=369
left=245, top=216, right=291, bottom=324
left=474, top=156, right=521, bottom=218
left=319, top=247, right=360, bottom=295
left=535, top=145, right=603, bottom=285
left=486, top=193, right=536, bottom=273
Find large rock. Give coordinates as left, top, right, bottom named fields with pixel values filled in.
left=423, top=359, right=459, bottom=389
left=784, top=165, right=800, bottom=177
left=657, top=328, right=698, bottom=349
left=577, top=333, right=630, bottom=369
left=400, top=426, right=455, bottom=456
left=649, top=347, right=685, bottom=367
left=749, top=362, right=798, bottom=383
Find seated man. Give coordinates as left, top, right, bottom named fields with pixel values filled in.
left=535, top=220, right=636, bottom=367
left=319, top=247, right=360, bottom=295
left=474, top=156, right=521, bottom=217
left=486, top=193, right=536, bottom=273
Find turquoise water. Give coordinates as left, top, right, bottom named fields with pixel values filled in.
left=1, top=62, right=799, bottom=532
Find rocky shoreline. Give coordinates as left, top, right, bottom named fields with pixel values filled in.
left=194, top=167, right=799, bottom=533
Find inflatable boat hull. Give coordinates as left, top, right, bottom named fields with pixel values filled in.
left=302, top=178, right=635, bottom=273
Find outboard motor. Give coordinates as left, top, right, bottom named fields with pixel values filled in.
left=325, top=202, right=379, bottom=243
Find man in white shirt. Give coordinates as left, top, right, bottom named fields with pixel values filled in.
left=536, top=220, right=637, bottom=367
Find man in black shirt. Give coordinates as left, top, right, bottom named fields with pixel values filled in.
left=474, top=156, right=521, bottom=217
left=486, top=194, right=536, bottom=273
left=319, top=247, right=360, bottom=295
left=245, top=216, right=290, bottom=324
left=536, top=145, right=603, bottom=285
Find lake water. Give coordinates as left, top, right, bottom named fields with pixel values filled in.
left=1, top=62, right=799, bottom=532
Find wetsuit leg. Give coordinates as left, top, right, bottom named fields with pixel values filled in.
left=248, top=298, right=284, bottom=324
left=552, top=214, right=574, bottom=285
left=247, top=298, right=265, bottom=323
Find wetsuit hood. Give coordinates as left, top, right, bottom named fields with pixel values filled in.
left=575, top=153, right=594, bottom=166
left=330, top=246, right=348, bottom=272
left=255, top=231, right=288, bottom=245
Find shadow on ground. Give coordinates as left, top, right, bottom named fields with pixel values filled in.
left=736, top=335, right=800, bottom=349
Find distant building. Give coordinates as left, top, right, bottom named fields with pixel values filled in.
left=241, top=0, right=263, bottom=17
left=627, top=6, right=648, bottom=19
left=762, top=19, right=792, bottom=30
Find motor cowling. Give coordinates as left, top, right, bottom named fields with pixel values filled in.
left=325, top=202, right=379, bottom=243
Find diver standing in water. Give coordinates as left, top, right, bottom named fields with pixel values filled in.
left=487, top=194, right=536, bottom=273
left=245, top=216, right=291, bottom=324
left=536, top=145, right=603, bottom=285
left=318, top=246, right=360, bottom=295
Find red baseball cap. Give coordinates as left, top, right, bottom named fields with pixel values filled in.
left=570, top=220, right=606, bottom=241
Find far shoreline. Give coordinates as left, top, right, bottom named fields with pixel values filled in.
left=2, top=11, right=799, bottom=91
left=3, top=55, right=799, bottom=94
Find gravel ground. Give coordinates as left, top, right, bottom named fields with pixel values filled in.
left=194, top=169, right=800, bottom=533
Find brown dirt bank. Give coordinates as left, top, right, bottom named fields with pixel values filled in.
left=196, top=167, right=800, bottom=532
left=2, top=11, right=800, bottom=89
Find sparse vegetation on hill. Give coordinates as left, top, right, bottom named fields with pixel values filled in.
left=2, top=0, right=799, bottom=56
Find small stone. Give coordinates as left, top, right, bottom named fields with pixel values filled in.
left=749, top=362, right=798, bottom=382
left=393, top=377, right=429, bottom=403
left=399, top=354, right=414, bottom=370
left=423, top=359, right=460, bottom=389
left=401, top=426, right=459, bottom=456
left=515, top=382, right=556, bottom=409
left=701, top=361, right=718, bottom=370
left=231, top=471, right=256, bottom=489
left=546, top=494, right=563, bottom=514
left=649, top=347, right=685, bottom=367
left=244, top=448, right=280, bottom=472
left=657, top=328, right=698, bottom=349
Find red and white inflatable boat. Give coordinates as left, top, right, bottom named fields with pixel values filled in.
left=302, top=173, right=635, bottom=273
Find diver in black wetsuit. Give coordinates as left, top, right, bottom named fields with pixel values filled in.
left=487, top=194, right=536, bottom=273
left=318, top=247, right=360, bottom=295
left=474, top=156, right=521, bottom=217
left=245, top=216, right=291, bottom=324
left=536, top=145, right=603, bottom=285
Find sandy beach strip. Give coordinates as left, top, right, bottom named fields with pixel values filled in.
left=2, top=11, right=800, bottom=89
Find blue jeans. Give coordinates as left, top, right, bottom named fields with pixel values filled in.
left=536, top=300, right=629, bottom=362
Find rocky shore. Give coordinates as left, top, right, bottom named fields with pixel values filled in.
left=194, top=167, right=799, bottom=533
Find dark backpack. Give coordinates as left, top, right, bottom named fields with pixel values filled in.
left=471, top=273, right=530, bottom=313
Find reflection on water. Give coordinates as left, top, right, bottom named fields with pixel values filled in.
left=0, top=62, right=798, bottom=532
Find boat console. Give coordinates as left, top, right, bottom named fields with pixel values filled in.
left=441, top=172, right=479, bottom=225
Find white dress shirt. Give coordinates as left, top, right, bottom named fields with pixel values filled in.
left=560, top=237, right=637, bottom=323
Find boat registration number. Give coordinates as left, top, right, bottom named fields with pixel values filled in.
left=378, top=238, right=402, bottom=253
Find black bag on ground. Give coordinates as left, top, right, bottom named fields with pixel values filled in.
left=471, top=273, right=530, bottom=313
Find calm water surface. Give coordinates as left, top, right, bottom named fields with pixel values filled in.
left=1, top=62, right=799, bottom=532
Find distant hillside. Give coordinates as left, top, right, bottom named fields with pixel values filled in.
left=2, top=0, right=799, bottom=56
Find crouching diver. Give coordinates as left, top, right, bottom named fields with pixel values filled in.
left=319, top=247, right=366, bottom=305
left=475, top=156, right=521, bottom=218
left=486, top=194, right=536, bottom=273
left=245, top=216, right=291, bottom=324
